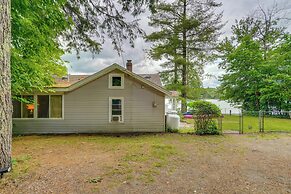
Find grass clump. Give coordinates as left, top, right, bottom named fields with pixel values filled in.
left=88, top=177, right=103, bottom=184
left=10, top=154, right=32, bottom=178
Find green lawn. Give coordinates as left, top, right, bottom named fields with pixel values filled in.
left=182, top=115, right=291, bottom=133
left=223, top=115, right=291, bottom=133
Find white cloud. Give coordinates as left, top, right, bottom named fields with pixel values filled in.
left=62, top=0, right=291, bottom=87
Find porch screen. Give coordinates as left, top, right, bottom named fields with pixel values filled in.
left=50, top=95, right=62, bottom=118
left=37, top=95, right=49, bottom=118
left=12, top=97, right=21, bottom=118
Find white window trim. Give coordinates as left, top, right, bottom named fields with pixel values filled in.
left=13, top=94, right=64, bottom=120
left=108, top=73, right=124, bottom=89
left=109, top=97, right=124, bottom=123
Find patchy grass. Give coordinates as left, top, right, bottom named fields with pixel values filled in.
left=10, top=154, right=33, bottom=179
left=178, top=128, right=195, bottom=134
left=1, top=133, right=291, bottom=194
left=106, top=141, right=179, bottom=185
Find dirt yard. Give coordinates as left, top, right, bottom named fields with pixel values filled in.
left=0, top=133, right=290, bottom=194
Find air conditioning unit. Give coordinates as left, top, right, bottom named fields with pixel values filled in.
left=112, top=115, right=122, bottom=122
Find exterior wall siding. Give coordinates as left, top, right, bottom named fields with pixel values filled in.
left=13, top=70, right=166, bottom=134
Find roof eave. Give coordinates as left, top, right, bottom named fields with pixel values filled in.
left=50, top=64, right=171, bottom=96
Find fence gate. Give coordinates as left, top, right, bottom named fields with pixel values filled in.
left=223, top=111, right=291, bottom=134
left=221, top=111, right=241, bottom=134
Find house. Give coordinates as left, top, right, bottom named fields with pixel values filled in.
left=12, top=60, right=170, bottom=134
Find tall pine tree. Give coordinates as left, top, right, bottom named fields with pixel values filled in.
left=0, top=0, right=12, bottom=175
left=147, top=0, right=223, bottom=112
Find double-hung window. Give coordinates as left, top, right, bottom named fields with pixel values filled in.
left=109, top=97, right=124, bottom=123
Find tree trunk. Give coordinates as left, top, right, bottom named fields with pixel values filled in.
left=174, top=62, right=178, bottom=84
left=0, top=0, right=12, bottom=175
left=181, top=0, right=187, bottom=113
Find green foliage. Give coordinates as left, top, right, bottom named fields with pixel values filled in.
left=11, top=0, right=69, bottom=94
left=167, top=128, right=179, bottom=133
left=188, top=100, right=221, bottom=135
left=62, top=0, right=146, bottom=55
left=188, top=100, right=221, bottom=117
left=195, top=120, right=220, bottom=135
left=218, top=35, right=264, bottom=110
left=218, top=6, right=291, bottom=111
left=11, top=1, right=151, bottom=94
left=200, top=88, right=220, bottom=99
left=259, top=34, right=291, bottom=111
left=146, top=0, right=224, bottom=111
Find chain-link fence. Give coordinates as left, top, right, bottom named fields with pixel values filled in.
left=221, top=111, right=291, bottom=134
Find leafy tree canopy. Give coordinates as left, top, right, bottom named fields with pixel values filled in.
left=12, top=0, right=153, bottom=95
left=218, top=5, right=290, bottom=111
left=12, top=0, right=69, bottom=94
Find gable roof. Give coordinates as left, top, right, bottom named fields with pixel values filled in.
left=138, top=74, right=162, bottom=86
left=53, top=75, right=89, bottom=88
left=54, top=73, right=162, bottom=88
left=52, top=64, right=169, bottom=95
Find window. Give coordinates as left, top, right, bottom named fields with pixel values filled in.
left=112, top=77, right=122, bottom=86
left=50, top=95, right=62, bottom=118
left=37, top=95, right=49, bottom=118
left=12, top=97, right=21, bottom=118
left=22, top=95, right=34, bottom=118
left=13, top=95, right=63, bottom=119
left=109, top=97, right=124, bottom=122
left=109, top=74, right=124, bottom=89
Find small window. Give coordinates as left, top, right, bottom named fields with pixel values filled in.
left=22, top=95, right=34, bottom=118
left=109, top=97, right=124, bottom=122
left=109, top=74, right=124, bottom=89
left=37, top=95, right=49, bottom=118
left=112, top=77, right=122, bottom=86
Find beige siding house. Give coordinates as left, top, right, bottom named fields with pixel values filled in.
left=12, top=62, right=170, bottom=134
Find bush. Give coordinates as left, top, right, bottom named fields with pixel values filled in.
left=195, top=120, right=220, bottom=135
left=188, top=100, right=222, bottom=135
left=167, top=128, right=179, bottom=133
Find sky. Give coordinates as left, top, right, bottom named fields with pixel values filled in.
left=62, top=0, right=291, bottom=88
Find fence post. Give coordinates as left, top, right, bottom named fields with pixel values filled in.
left=218, top=116, right=222, bottom=133
left=259, top=110, right=265, bottom=133
left=262, top=111, right=265, bottom=133
left=259, top=111, right=261, bottom=132
left=239, top=110, right=243, bottom=134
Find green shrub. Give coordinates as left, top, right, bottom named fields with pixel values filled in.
left=195, top=120, right=220, bottom=135
left=167, top=128, right=179, bottom=133
left=188, top=100, right=221, bottom=135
